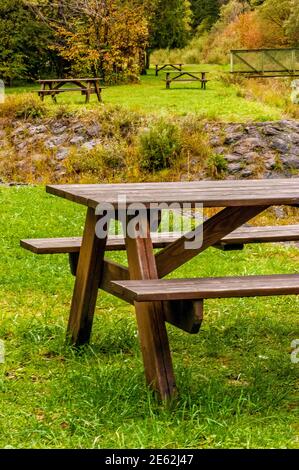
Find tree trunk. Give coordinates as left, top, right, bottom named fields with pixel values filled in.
left=145, top=49, right=151, bottom=70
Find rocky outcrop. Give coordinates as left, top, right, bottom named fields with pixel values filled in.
left=0, top=117, right=298, bottom=183
left=205, top=120, right=299, bottom=179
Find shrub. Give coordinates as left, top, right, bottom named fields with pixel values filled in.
left=139, top=120, right=182, bottom=172
left=207, top=153, right=228, bottom=178
left=65, top=142, right=127, bottom=180
left=0, top=93, right=46, bottom=120
left=89, top=105, right=142, bottom=141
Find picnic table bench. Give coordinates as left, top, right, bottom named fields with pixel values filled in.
left=165, top=71, right=209, bottom=89
left=36, top=78, right=104, bottom=104
left=21, top=180, right=299, bottom=400
left=155, top=63, right=183, bottom=76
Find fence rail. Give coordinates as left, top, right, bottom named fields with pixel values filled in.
left=230, top=48, right=299, bottom=77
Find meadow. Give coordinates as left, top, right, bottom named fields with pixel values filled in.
left=5, top=65, right=292, bottom=122
left=0, top=186, right=298, bottom=448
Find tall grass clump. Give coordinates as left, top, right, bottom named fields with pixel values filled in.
left=139, top=120, right=182, bottom=172
left=0, top=93, right=47, bottom=120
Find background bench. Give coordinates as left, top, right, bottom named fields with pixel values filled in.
left=155, top=63, right=183, bottom=76
left=36, top=78, right=104, bottom=103
left=165, top=71, right=209, bottom=89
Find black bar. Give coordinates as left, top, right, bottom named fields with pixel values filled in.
left=0, top=449, right=297, bottom=468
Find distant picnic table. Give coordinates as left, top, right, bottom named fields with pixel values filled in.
left=155, top=63, right=183, bottom=76
left=165, top=71, right=209, bottom=89
left=36, top=78, right=104, bottom=103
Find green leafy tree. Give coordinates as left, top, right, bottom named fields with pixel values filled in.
left=284, top=1, right=299, bottom=44
left=0, top=0, right=53, bottom=84
left=149, top=0, right=192, bottom=50
left=190, top=0, right=220, bottom=31
left=260, top=0, right=297, bottom=44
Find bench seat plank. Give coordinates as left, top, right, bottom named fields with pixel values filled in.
left=111, top=274, right=299, bottom=302
left=221, top=224, right=299, bottom=243
left=20, top=224, right=299, bottom=254
left=20, top=233, right=183, bottom=254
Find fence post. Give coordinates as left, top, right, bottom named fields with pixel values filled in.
left=230, top=52, right=234, bottom=73
left=291, top=49, right=296, bottom=75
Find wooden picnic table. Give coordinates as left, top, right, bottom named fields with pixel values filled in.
left=37, top=78, right=104, bottom=104
left=165, top=71, right=209, bottom=89
left=155, top=63, right=183, bottom=76
left=22, top=180, right=299, bottom=400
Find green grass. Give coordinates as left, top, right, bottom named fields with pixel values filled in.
left=5, top=65, right=284, bottom=122
left=0, top=186, right=298, bottom=448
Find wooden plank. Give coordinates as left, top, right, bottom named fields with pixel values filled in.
left=46, top=179, right=299, bottom=208
left=111, top=274, right=299, bottom=302
left=67, top=207, right=107, bottom=345
left=20, top=225, right=299, bottom=254
left=69, top=256, right=205, bottom=334
left=100, top=259, right=130, bottom=300
left=163, top=300, right=203, bottom=334
left=156, top=206, right=269, bottom=278
left=37, top=78, right=102, bottom=83
left=221, top=225, right=299, bottom=244
left=46, top=179, right=299, bottom=193
left=125, top=212, right=176, bottom=400
left=20, top=233, right=184, bottom=254
left=231, top=48, right=299, bottom=53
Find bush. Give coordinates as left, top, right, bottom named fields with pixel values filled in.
left=65, top=142, right=127, bottom=180
left=207, top=153, right=228, bottom=178
left=139, top=120, right=182, bottom=172
left=0, top=93, right=46, bottom=120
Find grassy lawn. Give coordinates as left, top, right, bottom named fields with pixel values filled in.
left=6, top=65, right=285, bottom=122
left=0, top=186, right=298, bottom=448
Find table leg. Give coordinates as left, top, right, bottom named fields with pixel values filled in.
left=125, top=212, right=176, bottom=400
left=94, top=81, right=102, bottom=103
left=166, top=73, right=171, bottom=89
left=85, top=82, right=91, bottom=104
left=67, top=207, right=108, bottom=345
left=49, top=83, right=57, bottom=103
left=39, top=83, right=46, bottom=102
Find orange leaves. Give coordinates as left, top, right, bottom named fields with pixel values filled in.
left=228, top=11, right=265, bottom=49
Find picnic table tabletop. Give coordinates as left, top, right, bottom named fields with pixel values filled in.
left=155, top=63, right=184, bottom=66
left=166, top=71, right=208, bottom=73
left=37, top=78, right=102, bottom=83
left=47, top=179, right=299, bottom=208
left=45, top=179, right=299, bottom=400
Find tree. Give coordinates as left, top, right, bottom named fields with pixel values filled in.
left=27, top=0, right=149, bottom=82
left=149, top=0, right=192, bottom=50
left=284, top=1, right=299, bottom=44
left=0, top=0, right=51, bottom=84
left=190, top=0, right=220, bottom=31
left=57, top=1, right=148, bottom=81
left=260, top=0, right=296, bottom=45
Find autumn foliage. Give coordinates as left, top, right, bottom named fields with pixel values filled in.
left=51, top=1, right=149, bottom=83
left=202, top=0, right=298, bottom=64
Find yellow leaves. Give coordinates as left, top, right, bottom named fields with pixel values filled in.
left=51, top=1, right=149, bottom=79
